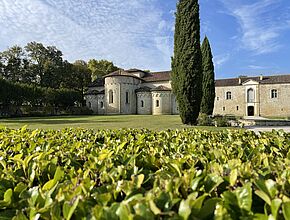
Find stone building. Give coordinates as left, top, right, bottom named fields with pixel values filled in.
left=85, top=69, right=179, bottom=115
left=85, top=69, right=290, bottom=117
left=214, top=75, right=290, bottom=117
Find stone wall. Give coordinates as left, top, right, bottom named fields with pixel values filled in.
left=152, top=91, right=172, bottom=115
left=105, top=76, right=141, bottom=115
left=136, top=92, right=152, bottom=115
left=260, top=84, right=290, bottom=117
left=213, top=86, right=245, bottom=116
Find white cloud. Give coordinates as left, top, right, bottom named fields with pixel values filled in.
left=213, top=53, right=230, bottom=68
left=0, top=0, right=174, bottom=71
left=221, top=0, right=290, bottom=54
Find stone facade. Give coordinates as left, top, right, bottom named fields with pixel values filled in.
left=214, top=75, right=290, bottom=117
left=85, top=69, right=179, bottom=115
left=85, top=70, right=290, bottom=117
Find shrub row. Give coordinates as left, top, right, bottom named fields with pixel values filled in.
left=0, top=79, right=87, bottom=117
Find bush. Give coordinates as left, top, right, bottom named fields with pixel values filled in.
left=214, top=116, right=230, bottom=127
left=197, top=113, right=213, bottom=126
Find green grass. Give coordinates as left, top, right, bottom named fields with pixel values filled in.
left=0, top=115, right=232, bottom=130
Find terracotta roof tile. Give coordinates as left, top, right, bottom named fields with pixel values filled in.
left=215, top=74, right=290, bottom=87
left=142, top=71, right=171, bottom=82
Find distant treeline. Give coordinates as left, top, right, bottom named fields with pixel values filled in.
left=0, top=41, right=119, bottom=117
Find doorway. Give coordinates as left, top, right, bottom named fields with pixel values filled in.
left=248, top=106, right=254, bottom=116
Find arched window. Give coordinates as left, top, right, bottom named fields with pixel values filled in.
left=141, top=100, right=144, bottom=108
left=271, top=89, right=278, bottom=98
left=226, top=91, right=232, bottom=100
left=109, top=90, right=113, bottom=104
left=125, top=91, right=129, bottom=104
left=247, top=88, right=255, bottom=103
left=88, top=102, right=92, bottom=108
left=100, top=101, right=104, bottom=108
left=156, top=100, right=160, bottom=107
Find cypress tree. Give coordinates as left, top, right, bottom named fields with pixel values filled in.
left=171, top=0, right=203, bottom=125
left=200, top=36, right=215, bottom=115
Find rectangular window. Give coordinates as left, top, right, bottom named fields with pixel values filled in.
left=156, top=100, right=160, bottom=107
left=141, top=100, right=144, bottom=108
left=226, top=92, right=232, bottom=100
left=271, top=89, right=278, bottom=99
left=223, top=107, right=225, bottom=111
left=125, top=92, right=129, bottom=104
left=237, top=106, right=239, bottom=111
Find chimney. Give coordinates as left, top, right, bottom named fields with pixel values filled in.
left=260, top=75, right=263, bottom=81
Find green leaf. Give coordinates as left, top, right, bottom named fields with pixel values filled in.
left=270, top=198, right=282, bottom=219
left=198, top=198, right=222, bottom=219
left=42, top=179, right=56, bottom=191
left=63, top=196, right=80, bottom=220
left=235, top=183, right=252, bottom=212
left=179, top=199, right=191, bottom=220
left=4, top=189, right=13, bottom=204
left=282, top=202, right=290, bottom=220
left=116, top=203, right=132, bottom=220
left=255, top=190, right=271, bottom=206
left=149, top=200, right=161, bottom=215
left=54, top=167, right=64, bottom=182
left=230, top=169, right=238, bottom=186
left=204, top=174, right=224, bottom=193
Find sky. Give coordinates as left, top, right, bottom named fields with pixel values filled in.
left=0, top=0, right=290, bottom=79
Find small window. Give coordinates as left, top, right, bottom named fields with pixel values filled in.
left=109, top=90, right=114, bottom=104
left=217, top=97, right=220, bottom=101
left=156, top=100, right=160, bottom=107
left=223, top=107, right=225, bottom=111
left=100, top=101, right=104, bottom=108
left=125, top=91, right=129, bottom=104
left=141, top=100, right=144, bottom=108
left=271, top=89, right=278, bottom=99
left=237, top=106, right=239, bottom=111
left=88, top=102, right=92, bottom=108
left=226, top=91, right=232, bottom=100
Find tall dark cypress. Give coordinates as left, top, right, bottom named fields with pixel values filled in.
left=171, top=0, right=203, bottom=125
left=200, top=36, right=215, bottom=115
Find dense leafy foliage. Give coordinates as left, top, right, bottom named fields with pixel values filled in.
left=200, top=37, right=215, bottom=116
left=0, top=79, right=82, bottom=116
left=0, top=127, right=289, bottom=219
left=171, top=0, right=203, bottom=125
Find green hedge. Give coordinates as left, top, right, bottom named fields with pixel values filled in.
left=0, top=128, right=289, bottom=219
left=0, top=79, right=84, bottom=116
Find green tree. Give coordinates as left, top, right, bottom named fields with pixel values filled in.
left=62, top=60, right=91, bottom=103
left=200, top=36, right=215, bottom=115
left=25, top=42, right=64, bottom=88
left=171, top=0, right=203, bottom=125
left=88, top=59, right=119, bottom=81
left=0, top=45, right=27, bottom=82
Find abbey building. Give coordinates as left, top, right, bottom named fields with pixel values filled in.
left=85, top=69, right=290, bottom=117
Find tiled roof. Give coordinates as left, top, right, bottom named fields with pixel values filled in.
left=151, top=85, right=171, bottom=91
left=85, top=90, right=105, bottom=95
left=88, top=78, right=105, bottom=87
left=135, top=86, right=152, bottom=93
left=142, top=71, right=171, bottom=82
left=103, top=69, right=142, bottom=80
left=216, top=74, right=290, bottom=87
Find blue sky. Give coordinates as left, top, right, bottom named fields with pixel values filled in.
left=0, top=0, right=290, bottom=79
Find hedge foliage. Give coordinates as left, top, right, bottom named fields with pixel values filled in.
left=0, top=79, right=82, bottom=109
left=0, top=128, right=289, bottom=219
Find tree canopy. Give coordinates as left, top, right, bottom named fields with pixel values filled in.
left=88, top=59, right=119, bottom=81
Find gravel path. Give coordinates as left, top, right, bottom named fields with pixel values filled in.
left=246, top=126, right=290, bottom=133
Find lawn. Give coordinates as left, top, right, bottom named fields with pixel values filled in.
left=0, top=115, right=230, bottom=130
